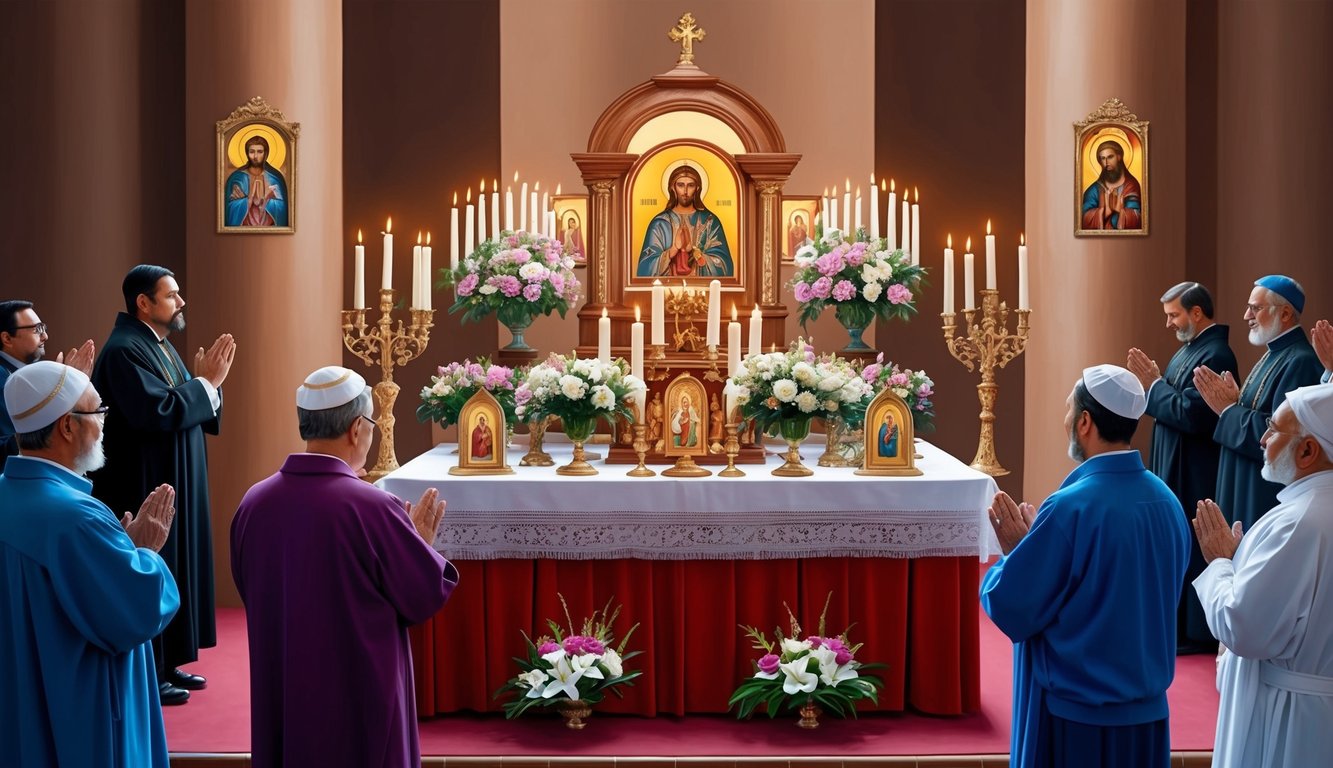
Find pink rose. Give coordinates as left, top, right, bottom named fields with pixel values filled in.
left=523, top=284, right=543, bottom=302
left=562, top=635, right=586, bottom=655
left=456, top=273, right=479, bottom=297
left=758, top=653, right=780, bottom=675
left=538, top=640, right=560, bottom=655
left=811, top=276, right=833, bottom=299
left=861, top=363, right=882, bottom=383
left=889, top=372, right=909, bottom=387
left=793, top=281, right=813, bottom=303
left=885, top=283, right=913, bottom=305
left=582, top=638, right=606, bottom=655
left=832, top=280, right=856, bottom=301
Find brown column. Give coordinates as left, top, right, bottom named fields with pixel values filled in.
left=1024, top=0, right=1188, bottom=499
left=185, top=0, right=343, bottom=605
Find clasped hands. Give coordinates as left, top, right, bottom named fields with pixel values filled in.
left=122, top=484, right=176, bottom=552
left=193, top=334, right=238, bottom=389
left=988, top=491, right=1036, bottom=555
left=1192, top=365, right=1240, bottom=415
left=1125, top=348, right=1160, bottom=392
left=405, top=487, right=446, bottom=544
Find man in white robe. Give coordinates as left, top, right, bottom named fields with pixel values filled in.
left=1192, top=384, right=1333, bottom=767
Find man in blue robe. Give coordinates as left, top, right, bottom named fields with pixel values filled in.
left=0, top=361, right=179, bottom=767
left=1195, top=275, right=1323, bottom=532
left=981, top=365, right=1190, bottom=768
left=224, top=134, right=288, bottom=227
left=1127, top=281, right=1237, bottom=653
left=232, top=366, right=458, bottom=768
left=636, top=164, right=733, bottom=277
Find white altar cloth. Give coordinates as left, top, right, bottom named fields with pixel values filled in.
left=377, top=439, right=1002, bottom=562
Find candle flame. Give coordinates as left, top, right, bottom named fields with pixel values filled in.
left=467, top=188, right=472, bottom=203
left=870, top=172, right=876, bottom=184
left=653, top=278, right=662, bottom=287
left=986, top=219, right=992, bottom=235
left=427, top=232, right=432, bottom=245
left=890, top=178, right=896, bottom=192
left=452, top=191, right=457, bottom=205
left=966, top=237, right=973, bottom=251
left=513, top=171, right=519, bottom=183
left=601, top=307, right=608, bottom=319
left=823, top=187, right=829, bottom=196
left=480, top=178, right=486, bottom=192
left=752, top=304, right=760, bottom=316
left=635, top=305, right=641, bottom=322
left=731, top=304, right=737, bottom=321
left=880, top=178, right=886, bottom=192
left=845, top=178, right=851, bottom=192
left=493, top=178, right=498, bottom=189
left=947, top=233, right=952, bottom=248
left=855, top=186, right=861, bottom=197
left=417, top=231, right=423, bottom=245
left=385, top=217, right=392, bottom=233
left=357, top=229, right=363, bottom=243
left=1021, top=233, right=1025, bottom=246
left=556, top=183, right=562, bottom=195
left=914, top=187, right=919, bottom=202
left=534, top=181, right=540, bottom=191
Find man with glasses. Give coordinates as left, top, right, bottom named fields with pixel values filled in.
left=89, top=265, right=237, bottom=706
left=231, top=366, right=457, bottom=768
left=0, top=300, right=95, bottom=472
left=0, top=361, right=179, bottom=767
left=1194, top=275, right=1323, bottom=533
left=1192, top=384, right=1333, bottom=767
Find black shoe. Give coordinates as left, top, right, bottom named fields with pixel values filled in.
left=166, top=668, right=207, bottom=691
left=159, top=681, right=191, bottom=706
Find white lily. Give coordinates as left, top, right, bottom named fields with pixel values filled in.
left=753, top=669, right=780, bottom=680
left=780, top=637, right=812, bottom=655
left=778, top=659, right=819, bottom=694
left=540, top=654, right=586, bottom=700
left=573, top=653, right=605, bottom=680
left=818, top=659, right=861, bottom=687
left=519, top=669, right=549, bottom=698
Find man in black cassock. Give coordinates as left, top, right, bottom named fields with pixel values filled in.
left=1195, top=275, right=1323, bottom=534
left=91, top=265, right=237, bottom=705
left=1128, top=281, right=1237, bottom=654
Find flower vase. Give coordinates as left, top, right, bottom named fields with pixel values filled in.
left=556, top=416, right=599, bottom=476
left=556, top=698, right=592, bottom=730
left=520, top=416, right=554, bottom=466
left=835, top=302, right=874, bottom=354
left=797, top=701, right=822, bottom=729
left=497, top=303, right=536, bottom=353
left=772, top=417, right=814, bottom=477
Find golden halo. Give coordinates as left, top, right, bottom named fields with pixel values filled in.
left=1085, top=127, right=1134, bottom=172
left=661, top=160, right=709, bottom=200
left=227, top=124, right=287, bottom=170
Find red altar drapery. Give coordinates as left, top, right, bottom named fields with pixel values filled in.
left=410, top=556, right=980, bottom=717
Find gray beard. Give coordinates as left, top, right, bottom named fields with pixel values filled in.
left=74, top=433, right=107, bottom=475
left=1248, top=314, right=1281, bottom=346
left=1067, top=427, right=1086, bottom=463
left=1260, top=437, right=1300, bottom=485
left=167, top=312, right=186, bottom=333
left=1175, top=325, right=1195, bottom=343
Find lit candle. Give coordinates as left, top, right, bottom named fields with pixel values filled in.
left=821, top=188, right=829, bottom=231
left=381, top=218, right=393, bottom=290
left=901, top=189, right=911, bottom=257
left=842, top=178, right=851, bottom=234
left=477, top=178, right=487, bottom=243
left=854, top=187, right=862, bottom=234
left=724, top=379, right=737, bottom=425
left=1018, top=233, right=1029, bottom=310
left=631, top=305, right=644, bottom=382
left=943, top=234, right=954, bottom=315
left=706, top=279, right=721, bottom=346
left=964, top=237, right=976, bottom=311
left=506, top=172, right=516, bottom=232
left=464, top=189, right=475, bottom=257
left=519, top=178, right=528, bottom=234
left=491, top=179, right=500, bottom=238
left=450, top=193, right=460, bottom=272
left=422, top=232, right=433, bottom=311
left=985, top=219, right=996, bottom=290
left=353, top=230, right=365, bottom=310
left=869, top=175, right=880, bottom=240
left=887, top=179, right=897, bottom=250
left=911, top=187, right=920, bottom=266
left=541, top=188, right=550, bottom=233
left=830, top=192, right=839, bottom=235
left=748, top=304, right=762, bottom=357
left=545, top=211, right=555, bottom=239
left=598, top=308, right=611, bottom=364
left=412, top=232, right=423, bottom=308
left=727, top=304, right=741, bottom=376
left=530, top=182, right=539, bottom=234
left=651, top=279, right=665, bottom=345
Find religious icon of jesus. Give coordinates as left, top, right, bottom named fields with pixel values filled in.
left=224, top=133, right=289, bottom=227
left=670, top=392, right=700, bottom=448
left=636, top=164, right=733, bottom=278
left=471, top=414, right=493, bottom=460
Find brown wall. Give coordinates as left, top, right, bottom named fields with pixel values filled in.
left=343, top=0, right=501, bottom=461
left=876, top=0, right=1028, bottom=496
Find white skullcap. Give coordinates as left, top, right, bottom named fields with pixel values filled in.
left=296, top=366, right=367, bottom=410
left=1285, top=385, right=1333, bottom=458
left=1081, top=364, right=1147, bottom=420
left=3, top=361, right=91, bottom=433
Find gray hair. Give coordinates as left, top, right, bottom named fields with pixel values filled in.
left=17, top=422, right=57, bottom=451
left=297, top=387, right=372, bottom=440
left=1159, top=281, right=1214, bottom=319
left=1263, top=284, right=1302, bottom=322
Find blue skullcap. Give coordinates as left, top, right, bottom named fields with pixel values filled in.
left=1254, top=275, right=1305, bottom=314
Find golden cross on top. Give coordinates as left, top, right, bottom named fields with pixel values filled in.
left=668, top=12, right=706, bottom=66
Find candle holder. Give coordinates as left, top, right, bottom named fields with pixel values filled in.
left=627, top=422, right=655, bottom=477
left=702, top=344, right=724, bottom=382
left=646, top=344, right=670, bottom=382
left=520, top=415, right=555, bottom=467
left=941, top=289, right=1031, bottom=477
left=342, top=289, right=434, bottom=483
left=718, top=422, right=745, bottom=477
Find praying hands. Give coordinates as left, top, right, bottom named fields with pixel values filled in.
left=1192, top=365, right=1240, bottom=415
left=989, top=491, right=1036, bottom=555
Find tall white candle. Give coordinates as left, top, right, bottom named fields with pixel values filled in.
left=943, top=235, right=954, bottom=315
left=651, top=280, right=665, bottom=345
left=842, top=180, right=851, bottom=234
left=724, top=379, right=737, bottom=425
left=854, top=188, right=862, bottom=234
left=412, top=234, right=422, bottom=308
left=464, top=196, right=475, bottom=257
left=901, top=196, right=911, bottom=257
left=477, top=181, right=487, bottom=243
left=545, top=211, right=555, bottom=239
left=1018, top=234, right=1029, bottom=310
left=505, top=183, right=514, bottom=233
left=887, top=180, right=897, bottom=250
left=450, top=197, right=460, bottom=272
left=631, top=305, right=644, bottom=381
left=353, top=232, right=365, bottom=310
left=598, top=308, right=611, bottom=364
left=422, top=234, right=433, bottom=311
left=530, top=183, right=539, bottom=234
left=869, top=175, right=879, bottom=240
left=727, top=306, right=741, bottom=376
left=911, top=189, right=920, bottom=266
left=830, top=195, right=839, bottom=235
left=964, top=239, right=976, bottom=311
left=519, top=181, right=528, bottom=233
left=541, top=190, right=549, bottom=230
left=381, top=218, right=393, bottom=291
left=491, top=181, right=500, bottom=238
left=706, top=279, right=721, bottom=347
left=748, top=305, right=762, bottom=357
left=821, top=189, right=829, bottom=231
left=985, top=219, right=997, bottom=290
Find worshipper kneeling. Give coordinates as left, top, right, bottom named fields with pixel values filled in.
left=0, top=361, right=179, bottom=767
left=1192, top=384, right=1333, bottom=768
left=231, top=365, right=460, bottom=768
left=980, top=364, right=1191, bottom=768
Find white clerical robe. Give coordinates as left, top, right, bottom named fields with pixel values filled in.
left=1193, top=469, right=1333, bottom=768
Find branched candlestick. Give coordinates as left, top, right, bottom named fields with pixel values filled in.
left=342, top=288, right=434, bottom=482
left=942, top=289, right=1030, bottom=476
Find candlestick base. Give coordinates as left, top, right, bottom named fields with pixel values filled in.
left=627, top=423, right=656, bottom=477
left=661, top=454, right=712, bottom=477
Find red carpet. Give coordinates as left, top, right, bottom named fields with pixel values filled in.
left=165, top=603, right=1218, bottom=757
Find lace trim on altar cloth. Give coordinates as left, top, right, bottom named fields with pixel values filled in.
left=431, top=509, right=987, bottom=560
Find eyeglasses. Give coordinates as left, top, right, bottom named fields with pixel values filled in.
left=358, top=415, right=377, bottom=430
left=1245, top=303, right=1273, bottom=315
left=70, top=405, right=110, bottom=420
left=11, top=322, right=47, bottom=336
left=1263, top=417, right=1303, bottom=437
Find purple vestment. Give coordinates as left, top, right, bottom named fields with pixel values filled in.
left=231, top=453, right=459, bottom=768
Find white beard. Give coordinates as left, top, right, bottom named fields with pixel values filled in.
left=74, top=432, right=107, bottom=475
left=1067, top=427, right=1086, bottom=463
left=1260, top=435, right=1300, bottom=485
left=1248, top=312, right=1282, bottom=346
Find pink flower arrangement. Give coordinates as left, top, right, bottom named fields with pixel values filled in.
left=445, top=229, right=582, bottom=326
left=787, top=228, right=925, bottom=331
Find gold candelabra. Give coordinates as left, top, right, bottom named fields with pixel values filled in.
left=342, top=288, right=434, bottom=482
left=942, top=289, right=1031, bottom=477
left=642, top=286, right=725, bottom=382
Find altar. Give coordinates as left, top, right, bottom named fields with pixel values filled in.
left=379, top=439, right=1001, bottom=717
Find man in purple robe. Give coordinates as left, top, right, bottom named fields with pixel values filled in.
left=231, top=365, right=458, bottom=768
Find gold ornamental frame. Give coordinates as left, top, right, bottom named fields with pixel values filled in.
left=217, top=96, right=299, bottom=234
left=1074, top=97, right=1148, bottom=237
left=856, top=388, right=922, bottom=476
left=450, top=389, right=513, bottom=476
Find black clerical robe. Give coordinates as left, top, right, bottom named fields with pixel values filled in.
left=1145, top=323, right=1237, bottom=647
left=1214, top=327, right=1323, bottom=532
left=91, top=313, right=220, bottom=673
